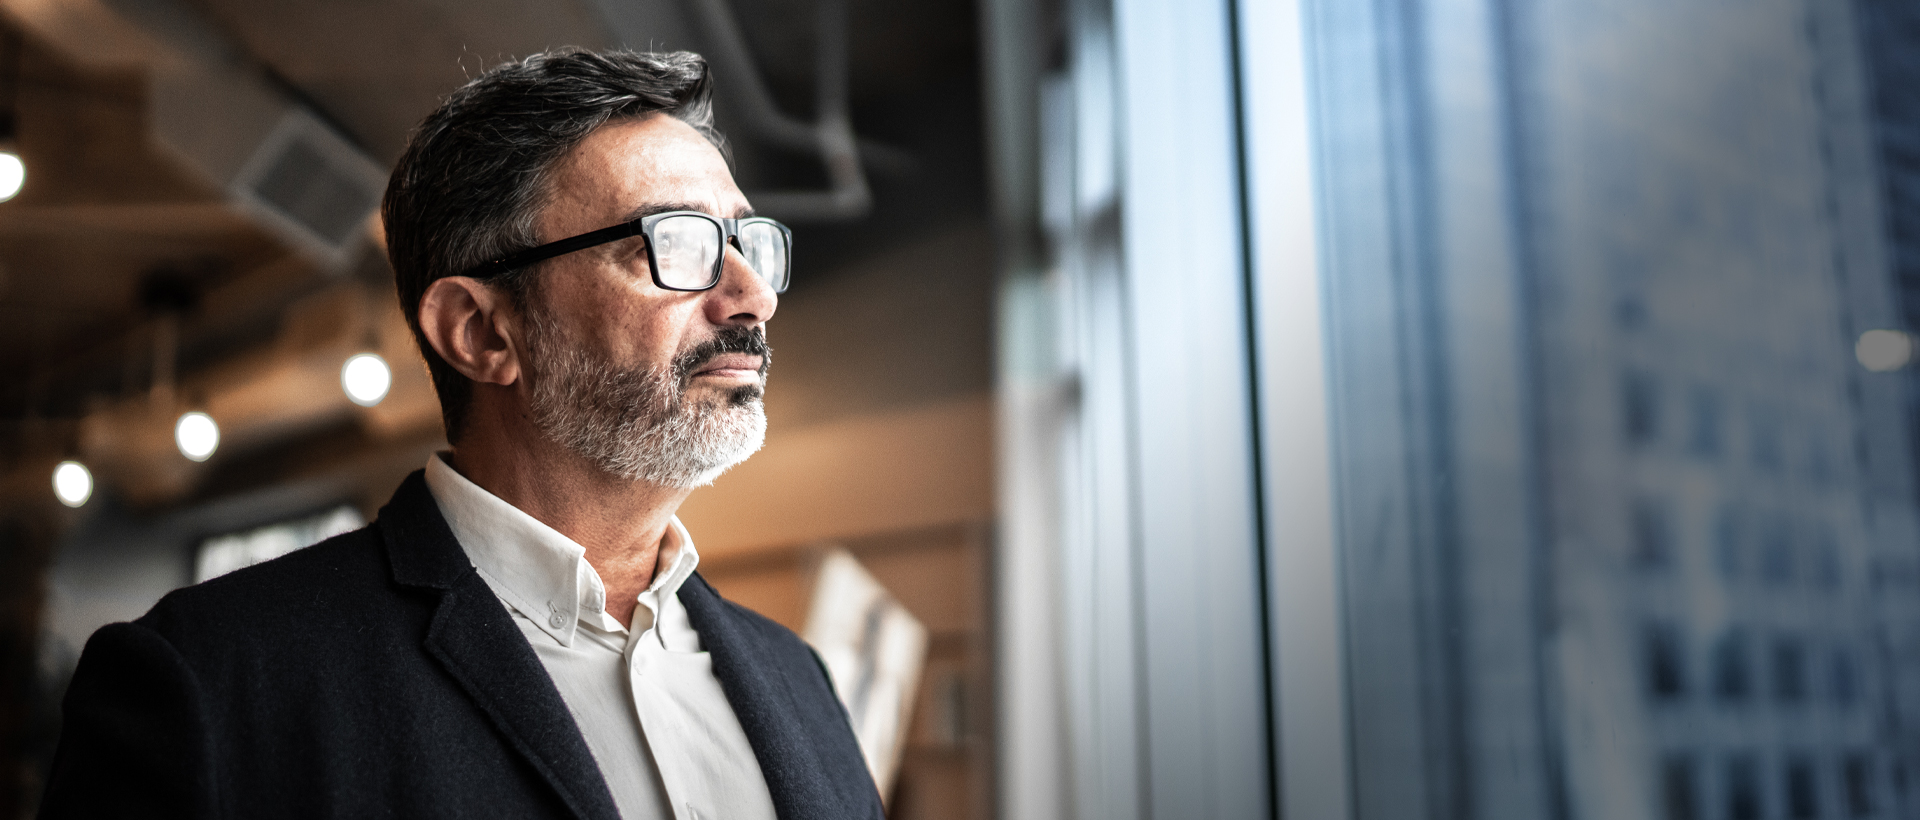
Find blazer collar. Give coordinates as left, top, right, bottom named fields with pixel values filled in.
left=376, top=470, right=622, bottom=820
left=679, top=574, right=883, bottom=820
left=379, top=470, right=472, bottom=590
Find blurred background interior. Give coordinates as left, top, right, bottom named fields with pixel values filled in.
left=5, top=0, right=1920, bottom=819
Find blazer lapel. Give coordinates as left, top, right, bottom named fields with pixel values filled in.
left=378, top=471, right=621, bottom=820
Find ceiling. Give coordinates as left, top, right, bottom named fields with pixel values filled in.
left=0, top=0, right=982, bottom=439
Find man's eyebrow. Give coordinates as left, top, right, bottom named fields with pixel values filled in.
left=616, top=201, right=758, bottom=222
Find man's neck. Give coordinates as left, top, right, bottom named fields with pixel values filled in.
left=447, top=428, right=691, bottom=630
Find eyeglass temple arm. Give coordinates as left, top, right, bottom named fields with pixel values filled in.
left=463, top=221, right=643, bottom=279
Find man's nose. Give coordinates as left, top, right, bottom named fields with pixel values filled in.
left=705, top=243, right=778, bottom=327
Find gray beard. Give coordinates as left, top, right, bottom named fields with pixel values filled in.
left=523, top=314, right=766, bottom=489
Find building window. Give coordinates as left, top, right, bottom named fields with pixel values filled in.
left=1749, top=406, right=1783, bottom=471
left=1785, top=754, right=1819, bottom=819
left=1662, top=753, right=1699, bottom=820
left=1625, top=371, right=1661, bottom=446
left=1713, top=630, right=1751, bottom=703
left=1806, top=434, right=1836, bottom=486
left=1759, top=519, right=1794, bottom=585
left=1646, top=623, right=1688, bottom=700
left=1715, top=508, right=1743, bottom=580
left=1831, top=648, right=1859, bottom=708
left=1727, top=754, right=1764, bottom=820
left=1687, top=387, right=1721, bottom=458
left=1843, top=753, right=1874, bottom=817
left=1808, top=522, right=1841, bottom=588
left=1632, top=500, right=1675, bottom=571
left=1773, top=636, right=1807, bottom=704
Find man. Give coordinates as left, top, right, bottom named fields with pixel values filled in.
left=40, top=49, right=882, bottom=820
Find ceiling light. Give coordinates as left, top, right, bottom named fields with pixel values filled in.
left=175, top=411, right=220, bottom=462
left=0, top=152, right=23, bottom=203
left=52, top=460, right=91, bottom=507
left=0, top=31, right=22, bottom=205
left=1856, top=329, right=1912, bottom=372
left=341, top=352, right=391, bottom=407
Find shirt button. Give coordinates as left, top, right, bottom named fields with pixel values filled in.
left=547, top=604, right=566, bottom=629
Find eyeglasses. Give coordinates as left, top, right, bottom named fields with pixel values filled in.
left=462, top=210, right=792, bottom=293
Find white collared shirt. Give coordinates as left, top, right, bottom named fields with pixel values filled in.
left=424, top=454, right=778, bottom=820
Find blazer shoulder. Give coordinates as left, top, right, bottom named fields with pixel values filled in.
left=136, top=524, right=402, bottom=648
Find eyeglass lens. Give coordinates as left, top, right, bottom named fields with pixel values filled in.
left=738, top=221, right=790, bottom=291
left=653, top=215, right=724, bottom=289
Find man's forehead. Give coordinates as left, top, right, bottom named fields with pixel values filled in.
left=551, top=115, right=748, bottom=223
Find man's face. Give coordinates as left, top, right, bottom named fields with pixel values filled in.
left=518, top=114, right=778, bottom=487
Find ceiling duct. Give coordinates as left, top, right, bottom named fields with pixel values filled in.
left=225, top=109, right=387, bottom=268
left=0, top=0, right=384, bottom=269
left=593, top=0, right=886, bottom=222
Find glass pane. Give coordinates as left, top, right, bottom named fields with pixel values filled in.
left=1287, top=0, right=1920, bottom=816
left=740, top=221, right=789, bottom=290
left=650, top=215, right=722, bottom=289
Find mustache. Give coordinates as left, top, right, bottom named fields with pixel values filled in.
left=671, top=326, right=772, bottom=385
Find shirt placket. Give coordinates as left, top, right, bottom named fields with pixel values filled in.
left=626, top=591, right=704, bottom=820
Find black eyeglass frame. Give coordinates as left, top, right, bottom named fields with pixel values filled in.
left=461, top=210, right=792, bottom=293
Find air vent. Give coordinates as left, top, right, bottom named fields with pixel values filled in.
left=229, top=109, right=386, bottom=269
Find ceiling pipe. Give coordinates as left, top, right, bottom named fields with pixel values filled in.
left=680, top=0, right=820, bottom=153
left=681, top=0, right=881, bottom=221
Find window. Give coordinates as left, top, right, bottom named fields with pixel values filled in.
left=1808, top=522, right=1841, bottom=588
left=1785, top=755, right=1819, bottom=819
left=1006, top=3, right=1920, bottom=817
left=1645, top=623, right=1688, bottom=700
left=1773, top=637, right=1807, bottom=704
left=1687, top=387, right=1721, bottom=458
left=1662, top=753, right=1699, bottom=820
left=1713, top=630, right=1751, bottom=703
left=1807, top=434, right=1836, bottom=486
left=1625, top=371, right=1661, bottom=446
left=1715, top=508, right=1743, bottom=580
left=1749, top=406, right=1783, bottom=471
left=1831, top=648, right=1859, bottom=707
left=1632, top=500, right=1675, bottom=571
left=1727, top=754, right=1764, bottom=820
left=1843, top=753, right=1874, bottom=817
left=1759, top=520, right=1795, bottom=585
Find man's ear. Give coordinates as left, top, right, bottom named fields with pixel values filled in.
left=418, top=276, right=525, bottom=387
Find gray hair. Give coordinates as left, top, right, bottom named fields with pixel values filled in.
left=381, top=48, right=724, bottom=439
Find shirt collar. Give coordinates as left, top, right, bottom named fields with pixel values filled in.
left=653, top=516, right=701, bottom=600
left=423, top=453, right=700, bottom=647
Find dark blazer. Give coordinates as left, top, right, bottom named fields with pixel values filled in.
left=39, top=471, right=883, bottom=820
